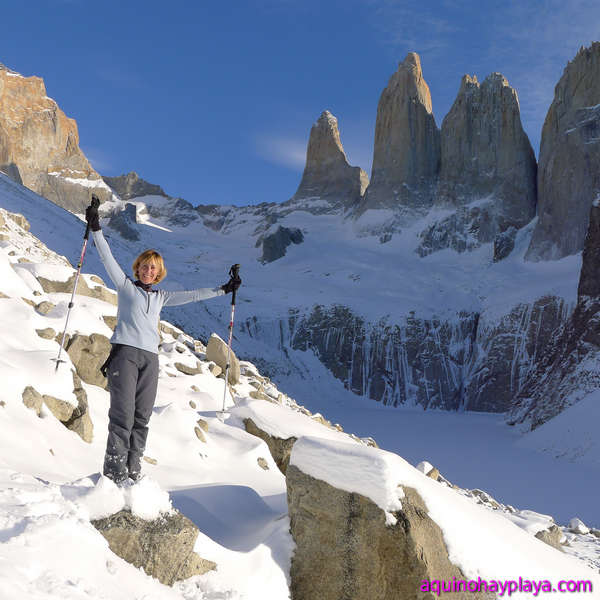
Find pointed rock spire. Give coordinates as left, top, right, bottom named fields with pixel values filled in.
left=437, top=71, right=537, bottom=227
left=361, top=52, right=440, bottom=213
left=293, top=110, right=368, bottom=207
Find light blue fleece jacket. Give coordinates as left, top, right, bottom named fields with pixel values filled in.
left=93, top=230, right=224, bottom=354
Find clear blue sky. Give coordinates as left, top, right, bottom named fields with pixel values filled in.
left=1, top=1, right=598, bottom=206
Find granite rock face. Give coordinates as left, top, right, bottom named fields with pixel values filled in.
left=287, top=463, right=493, bottom=600
left=526, top=42, right=600, bottom=261
left=293, top=111, right=368, bottom=209
left=420, top=73, right=537, bottom=256
left=361, top=53, right=440, bottom=215
left=0, top=64, right=110, bottom=212
left=509, top=202, right=600, bottom=429
left=102, top=171, right=168, bottom=201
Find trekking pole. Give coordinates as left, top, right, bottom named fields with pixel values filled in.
left=218, top=263, right=240, bottom=420
left=53, top=196, right=100, bottom=372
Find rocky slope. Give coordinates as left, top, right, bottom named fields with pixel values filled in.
left=0, top=63, right=112, bottom=212
left=526, top=42, right=600, bottom=261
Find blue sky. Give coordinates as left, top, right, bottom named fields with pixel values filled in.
left=1, top=1, right=598, bottom=206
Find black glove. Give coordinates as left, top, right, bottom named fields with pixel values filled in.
left=221, top=275, right=241, bottom=294
left=85, top=196, right=101, bottom=232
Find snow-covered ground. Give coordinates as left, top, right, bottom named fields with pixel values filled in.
left=1, top=174, right=600, bottom=598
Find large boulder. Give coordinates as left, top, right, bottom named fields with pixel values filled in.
left=205, top=333, right=240, bottom=384
left=92, top=509, right=216, bottom=586
left=292, top=110, right=368, bottom=209
left=287, top=463, right=492, bottom=600
left=361, top=53, right=440, bottom=215
left=0, top=63, right=111, bottom=212
left=526, top=42, right=600, bottom=261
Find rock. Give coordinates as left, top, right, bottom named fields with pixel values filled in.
left=91, top=509, right=216, bottom=586
left=569, top=517, right=590, bottom=535
left=244, top=418, right=296, bottom=474
left=107, top=203, right=140, bottom=241
left=189, top=400, right=196, bottom=409
left=535, top=525, right=564, bottom=551
left=259, top=226, right=304, bottom=264
left=35, top=301, right=56, bottom=315
left=6, top=212, right=30, bottom=231
left=60, top=333, right=111, bottom=390
left=196, top=418, right=209, bottom=433
left=143, top=456, right=158, bottom=465
left=0, top=64, right=109, bottom=213
left=37, top=272, right=117, bottom=305
left=102, top=315, right=117, bottom=330
left=35, top=327, right=56, bottom=339
left=22, top=386, right=43, bottom=415
left=102, top=172, right=168, bottom=201
left=42, top=393, right=75, bottom=422
left=249, top=389, right=274, bottom=403
left=287, top=464, right=492, bottom=600
left=292, top=110, right=368, bottom=208
left=257, top=457, right=269, bottom=470
left=434, top=73, right=536, bottom=253
left=194, top=427, right=206, bottom=443
left=208, top=362, right=222, bottom=377
left=63, top=372, right=93, bottom=443
left=205, top=334, right=240, bottom=384
left=174, top=361, right=202, bottom=376
left=527, top=42, right=600, bottom=261
left=361, top=53, right=440, bottom=215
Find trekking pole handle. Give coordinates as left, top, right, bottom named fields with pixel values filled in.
left=84, top=196, right=101, bottom=240
left=229, top=263, right=240, bottom=306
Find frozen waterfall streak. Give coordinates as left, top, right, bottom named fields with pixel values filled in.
left=219, top=263, right=241, bottom=418
left=53, top=195, right=100, bottom=372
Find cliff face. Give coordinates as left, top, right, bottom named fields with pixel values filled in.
left=361, top=53, right=440, bottom=214
left=509, top=201, right=600, bottom=429
left=292, top=111, right=368, bottom=209
left=0, top=64, right=110, bottom=212
left=103, top=171, right=168, bottom=201
left=526, top=42, right=600, bottom=261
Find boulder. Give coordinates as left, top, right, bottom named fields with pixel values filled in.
left=287, top=464, right=493, bottom=600
left=91, top=509, right=216, bottom=586
left=361, top=52, right=440, bottom=215
left=60, top=332, right=112, bottom=390
left=527, top=42, right=600, bottom=260
left=174, top=361, right=202, bottom=376
left=36, top=272, right=117, bottom=305
left=535, top=525, right=564, bottom=551
left=205, top=334, right=240, bottom=384
left=244, top=418, right=296, bottom=474
left=292, top=110, right=368, bottom=208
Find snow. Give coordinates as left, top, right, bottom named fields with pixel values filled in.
left=0, top=173, right=600, bottom=597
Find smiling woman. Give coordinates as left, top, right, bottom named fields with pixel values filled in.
left=84, top=196, right=241, bottom=484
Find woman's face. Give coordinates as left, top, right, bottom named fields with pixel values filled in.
left=139, top=260, right=159, bottom=285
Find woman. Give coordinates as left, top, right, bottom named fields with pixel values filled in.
left=85, top=196, right=240, bottom=484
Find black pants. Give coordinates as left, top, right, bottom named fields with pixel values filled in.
left=103, top=345, right=159, bottom=482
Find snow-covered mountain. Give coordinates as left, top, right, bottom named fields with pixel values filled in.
left=1, top=177, right=600, bottom=599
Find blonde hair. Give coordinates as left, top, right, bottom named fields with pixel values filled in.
left=132, top=249, right=167, bottom=284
